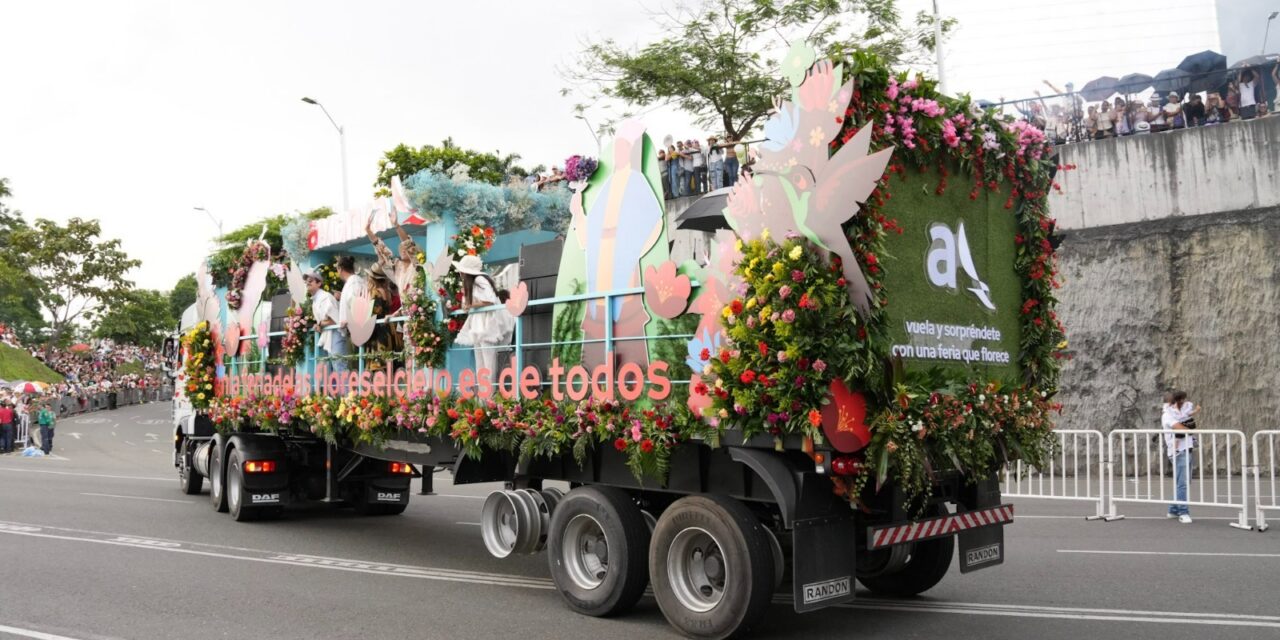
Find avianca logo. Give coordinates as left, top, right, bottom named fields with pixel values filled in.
left=926, top=221, right=996, bottom=311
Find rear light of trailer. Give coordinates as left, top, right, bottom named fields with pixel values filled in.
left=389, top=462, right=414, bottom=475
left=243, top=460, right=277, bottom=473
left=831, top=456, right=863, bottom=477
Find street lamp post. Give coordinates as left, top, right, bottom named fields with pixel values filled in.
left=193, top=206, right=223, bottom=239
left=301, top=97, right=349, bottom=212
left=575, top=114, right=601, bottom=150
left=1264, top=12, right=1279, bottom=55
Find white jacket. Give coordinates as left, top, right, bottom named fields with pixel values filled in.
left=1161, top=402, right=1195, bottom=457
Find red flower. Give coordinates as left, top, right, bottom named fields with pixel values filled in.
left=739, top=370, right=757, bottom=384
left=808, top=409, right=822, bottom=427
left=614, top=438, right=628, bottom=452
left=719, top=350, right=731, bottom=364
left=693, top=381, right=709, bottom=395
left=699, top=348, right=711, bottom=362
left=447, top=408, right=459, bottom=420
left=730, top=299, right=744, bottom=315
left=757, top=341, right=768, bottom=357
left=640, top=439, right=654, bottom=454
left=484, top=227, right=495, bottom=238
left=864, top=253, right=878, bottom=266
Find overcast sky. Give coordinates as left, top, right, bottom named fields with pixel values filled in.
left=0, top=0, right=1220, bottom=291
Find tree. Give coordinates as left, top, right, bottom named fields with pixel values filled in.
left=0, top=179, right=46, bottom=343
left=94, top=289, right=173, bottom=346
left=563, top=0, right=954, bottom=140
left=9, top=218, right=140, bottom=358
left=169, top=273, right=197, bottom=324
left=374, top=138, right=529, bottom=193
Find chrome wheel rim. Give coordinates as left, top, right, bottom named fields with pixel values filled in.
left=562, top=514, right=609, bottom=590
left=481, top=491, right=520, bottom=558
left=667, top=527, right=727, bottom=613
left=227, top=459, right=241, bottom=512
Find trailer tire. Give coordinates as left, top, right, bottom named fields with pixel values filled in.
left=650, top=495, right=774, bottom=640
left=857, top=509, right=954, bottom=597
left=546, top=486, right=649, bottom=618
left=209, top=436, right=228, bottom=513
left=178, top=439, right=203, bottom=495
left=226, top=448, right=281, bottom=522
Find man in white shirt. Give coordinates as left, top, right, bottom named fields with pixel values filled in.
left=335, top=256, right=365, bottom=372
left=305, top=271, right=340, bottom=364
left=690, top=139, right=707, bottom=194
left=1161, top=390, right=1197, bottom=523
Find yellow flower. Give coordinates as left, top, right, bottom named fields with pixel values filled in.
left=745, top=298, right=757, bottom=310
left=760, top=228, right=771, bottom=241
left=735, top=238, right=744, bottom=251
left=772, top=262, right=785, bottom=276
left=789, top=245, right=803, bottom=261
left=197, top=393, right=206, bottom=400
left=721, top=307, right=733, bottom=319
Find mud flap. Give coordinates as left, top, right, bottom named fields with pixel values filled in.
left=791, top=516, right=856, bottom=612
left=958, top=518, right=1005, bottom=573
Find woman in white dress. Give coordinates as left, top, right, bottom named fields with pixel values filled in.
left=452, top=255, right=514, bottom=384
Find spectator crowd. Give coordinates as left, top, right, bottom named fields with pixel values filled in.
left=657, top=137, right=750, bottom=200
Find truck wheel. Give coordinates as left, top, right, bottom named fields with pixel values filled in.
left=227, top=448, right=263, bottom=522
left=857, top=510, right=954, bottom=597
left=650, top=495, right=774, bottom=640
left=209, top=439, right=228, bottom=513
left=179, top=440, right=203, bottom=495
left=546, top=486, right=649, bottom=618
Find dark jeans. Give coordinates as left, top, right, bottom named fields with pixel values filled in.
left=40, top=425, right=53, bottom=454
left=725, top=156, right=740, bottom=187
left=694, top=166, right=708, bottom=194
left=0, top=423, right=12, bottom=452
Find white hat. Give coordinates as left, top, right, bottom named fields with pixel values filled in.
left=452, top=254, right=484, bottom=275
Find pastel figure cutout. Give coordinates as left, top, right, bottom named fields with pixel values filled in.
left=287, top=261, right=307, bottom=305
left=238, top=258, right=270, bottom=330
left=347, top=292, right=377, bottom=348
left=505, top=281, right=529, bottom=318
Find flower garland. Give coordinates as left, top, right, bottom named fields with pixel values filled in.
left=181, top=321, right=217, bottom=410
left=280, top=302, right=314, bottom=368
left=314, top=263, right=342, bottom=294
left=405, top=285, right=453, bottom=368
left=695, top=234, right=877, bottom=440
left=225, top=243, right=271, bottom=310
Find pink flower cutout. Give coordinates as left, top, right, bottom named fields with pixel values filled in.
left=643, top=260, right=691, bottom=319
left=505, top=281, right=529, bottom=317
left=820, top=379, right=870, bottom=453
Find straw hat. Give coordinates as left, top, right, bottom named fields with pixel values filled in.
left=368, top=262, right=391, bottom=282
left=452, top=254, right=484, bottom=276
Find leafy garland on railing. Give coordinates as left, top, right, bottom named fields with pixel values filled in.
left=406, top=263, right=453, bottom=369
left=181, top=321, right=216, bottom=410
left=404, top=169, right=572, bottom=236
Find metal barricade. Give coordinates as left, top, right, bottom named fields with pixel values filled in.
left=1253, top=430, right=1280, bottom=532
left=15, top=414, right=30, bottom=448
left=1104, top=429, right=1251, bottom=529
left=1002, top=429, right=1106, bottom=519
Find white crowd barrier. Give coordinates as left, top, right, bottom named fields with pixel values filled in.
left=1103, top=429, right=1250, bottom=530
left=1002, top=429, right=1106, bottom=519
left=15, top=414, right=30, bottom=448
left=1253, top=430, right=1280, bottom=532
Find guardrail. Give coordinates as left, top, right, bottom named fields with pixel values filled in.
left=1103, top=429, right=1251, bottom=530
left=1001, top=429, right=1105, bottom=519
left=1253, top=430, right=1280, bottom=532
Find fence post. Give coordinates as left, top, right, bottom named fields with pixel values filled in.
left=1102, top=430, right=1125, bottom=521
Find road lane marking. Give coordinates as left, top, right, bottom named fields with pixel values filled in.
left=456, top=522, right=482, bottom=526
left=0, top=467, right=169, bottom=482
left=67, top=433, right=82, bottom=440
left=1059, top=549, right=1280, bottom=559
left=81, top=492, right=193, bottom=504
left=0, top=623, right=87, bottom=640
left=0, top=518, right=1276, bottom=630
left=1017, top=515, right=1239, bottom=521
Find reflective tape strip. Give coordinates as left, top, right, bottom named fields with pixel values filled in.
left=868, top=505, right=1015, bottom=550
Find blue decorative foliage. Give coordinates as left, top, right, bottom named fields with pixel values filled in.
left=404, top=170, right=572, bottom=235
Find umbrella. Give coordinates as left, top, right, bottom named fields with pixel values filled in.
left=1231, top=54, right=1280, bottom=69
left=1079, top=76, right=1121, bottom=102
left=11, top=381, right=50, bottom=394
left=1115, top=73, right=1154, bottom=94
left=674, top=187, right=733, bottom=231
left=1152, top=68, right=1191, bottom=96
left=69, top=343, right=91, bottom=353
left=1177, top=50, right=1227, bottom=93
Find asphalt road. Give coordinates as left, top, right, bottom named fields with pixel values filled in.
left=2, top=403, right=1278, bottom=640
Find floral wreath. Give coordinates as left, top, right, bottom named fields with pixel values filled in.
left=181, top=321, right=217, bottom=410
left=437, top=225, right=495, bottom=332
left=226, top=243, right=270, bottom=310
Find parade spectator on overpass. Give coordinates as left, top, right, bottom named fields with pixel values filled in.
left=305, top=270, right=339, bottom=364
left=1183, top=94, right=1205, bottom=127
left=1163, top=93, right=1186, bottom=130
left=723, top=137, right=740, bottom=187
left=707, top=136, right=724, bottom=191
left=1162, top=390, right=1198, bottom=524
left=676, top=141, right=692, bottom=197
left=1234, top=69, right=1261, bottom=120
left=1147, top=96, right=1167, bottom=132
left=1113, top=98, right=1132, bottom=136
left=690, top=139, right=707, bottom=194
left=657, top=149, right=671, bottom=199
left=667, top=144, right=682, bottom=198
left=37, top=402, right=55, bottom=455
left=0, top=401, right=14, bottom=454
left=1205, top=93, right=1230, bottom=124
left=1095, top=101, right=1114, bottom=138
left=335, top=255, right=364, bottom=372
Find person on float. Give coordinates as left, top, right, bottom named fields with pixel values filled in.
left=364, top=262, right=404, bottom=370
left=451, top=254, right=514, bottom=387
left=334, top=255, right=365, bottom=372
left=304, top=270, right=340, bottom=368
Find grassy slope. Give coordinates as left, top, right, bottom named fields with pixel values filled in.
left=0, top=344, right=64, bottom=383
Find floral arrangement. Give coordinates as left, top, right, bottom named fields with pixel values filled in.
left=437, top=225, right=496, bottom=326
left=181, top=321, right=217, bottom=410
left=405, top=169, right=571, bottom=237
left=693, top=234, right=877, bottom=440
left=405, top=286, right=453, bottom=368
left=563, top=155, right=599, bottom=183
left=280, top=303, right=314, bottom=368
left=226, top=243, right=270, bottom=310
left=314, top=263, right=342, bottom=294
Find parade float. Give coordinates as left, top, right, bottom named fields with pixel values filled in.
left=171, top=45, right=1065, bottom=639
